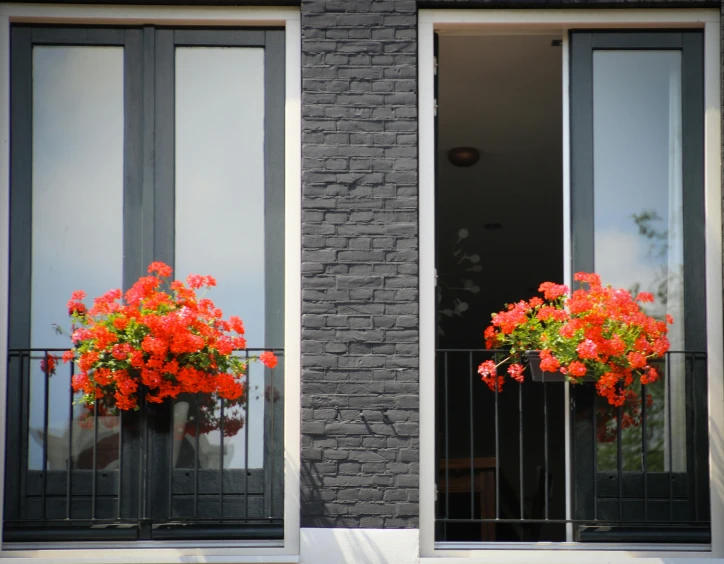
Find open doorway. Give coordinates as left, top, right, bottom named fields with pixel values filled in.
left=434, top=30, right=711, bottom=545
left=434, top=33, right=565, bottom=542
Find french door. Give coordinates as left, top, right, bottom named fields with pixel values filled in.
left=433, top=28, right=709, bottom=544
left=5, top=25, right=285, bottom=542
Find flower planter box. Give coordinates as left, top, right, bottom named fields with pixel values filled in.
left=525, top=350, right=594, bottom=383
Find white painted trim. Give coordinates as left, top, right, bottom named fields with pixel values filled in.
left=0, top=9, right=9, bottom=555
left=0, top=3, right=299, bottom=24
left=420, top=8, right=717, bottom=26
left=561, top=32, right=573, bottom=544
left=0, top=3, right=302, bottom=562
left=417, top=18, right=437, bottom=561
left=703, top=18, right=724, bottom=561
left=418, top=7, right=723, bottom=561
left=282, top=14, right=302, bottom=561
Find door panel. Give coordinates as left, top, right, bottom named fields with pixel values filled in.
left=5, top=25, right=285, bottom=542
left=570, top=30, right=708, bottom=543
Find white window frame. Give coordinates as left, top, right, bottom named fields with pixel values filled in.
left=419, top=8, right=724, bottom=562
left=0, top=3, right=302, bottom=562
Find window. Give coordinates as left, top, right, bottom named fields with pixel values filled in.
left=419, top=8, right=722, bottom=558
left=4, top=24, right=286, bottom=543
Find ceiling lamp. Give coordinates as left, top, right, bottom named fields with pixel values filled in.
left=448, top=147, right=480, bottom=167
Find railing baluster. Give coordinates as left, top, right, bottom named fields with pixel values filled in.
left=444, top=351, right=449, bottom=540
left=543, top=380, right=549, bottom=521
left=67, top=360, right=74, bottom=520
left=194, top=393, right=200, bottom=519
left=641, top=381, right=648, bottom=523
left=667, top=353, right=674, bottom=521
left=118, top=409, right=123, bottom=520
left=469, top=351, right=474, bottom=520
left=92, top=393, right=99, bottom=520
left=245, top=351, right=250, bottom=519
left=617, top=401, right=623, bottom=524
left=219, top=396, right=225, bottom=518
left=269, top=361, right=276, bottom=519
left=690, top=353, right=698, bottom=521
left=139, top=386, right=148, bottom=521
left=592, top=392, right=598, bottom=521
left=19, top=351, right=27, bottom=518
left=519, top=376, right=524, bottom=521
left=168, top=399, right=174, bottom=519
left=42, top=351, right=50, bottom=521
left=494, top=351, right=500, bottom=522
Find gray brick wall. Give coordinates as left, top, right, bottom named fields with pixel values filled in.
left=300, top=0, right=420, bottom=529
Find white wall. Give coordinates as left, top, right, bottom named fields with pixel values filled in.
left=300, top=528, right=419, bottom=564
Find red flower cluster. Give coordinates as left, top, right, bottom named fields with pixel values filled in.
left=480, top=272, right=672, bottom=406
left=63, top=262, right=278, bottom=412
left=40, top=354, right=58, bottom=377
left=184, top=393, right=246, bottom=438
left=596, top=391, right=653, bottom=442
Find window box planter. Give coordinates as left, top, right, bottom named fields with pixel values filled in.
left=525, top=350, right=594, bottom=383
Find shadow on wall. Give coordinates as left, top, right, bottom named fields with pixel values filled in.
left=300, top=528, right=419, bottom=564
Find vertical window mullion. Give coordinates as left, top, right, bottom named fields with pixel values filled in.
left=120, top=27, right=144, bottom=526
left=123, top=28, right=147, bottom=292
left=146, top=27, right=175, bottom=526
left=154, top=28, right=176, bottom=269
left=262, top=29, right=286, bottom=520
left=680, top=30, right=709, bottom=524
left=6, top=26, right=33, bottom=524
left=569, top=31, right=594, bottom=275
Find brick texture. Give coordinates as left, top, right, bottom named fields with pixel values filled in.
left=300, top=0, right=420, bottom=528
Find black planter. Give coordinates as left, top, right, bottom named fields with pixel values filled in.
left=525, top=350, right=566, bottom=382
left=525, top=350, right=595, bottom=383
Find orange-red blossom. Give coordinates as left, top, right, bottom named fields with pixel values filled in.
left=479, top=272, right=672, bottom=406
left=64, top=262, right=278, bottom=411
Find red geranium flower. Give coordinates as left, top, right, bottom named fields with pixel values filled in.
left=62, top=262, right=276, bottom=417
left=481, top=272, right=671, bottom=407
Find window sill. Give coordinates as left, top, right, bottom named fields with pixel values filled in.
left=0, top=542, right=297, bottom=564
left=435, top=541, right=712, bottom=551
left=427, top=543, right=720, bottom=563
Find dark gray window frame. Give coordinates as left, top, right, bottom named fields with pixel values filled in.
left=569, top=30, right=709, bottom=543
left=6, top=24, right=285, bottom=542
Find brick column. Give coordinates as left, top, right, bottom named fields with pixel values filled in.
left=300, top=0, right=420, bottom=528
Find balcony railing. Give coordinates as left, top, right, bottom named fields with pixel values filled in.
left=3, top=348, right=284, bottom=543
left=435, top=349, right=710, bottom=544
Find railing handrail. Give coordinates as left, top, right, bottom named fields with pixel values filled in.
left=436, top=348, right=706, bottom=354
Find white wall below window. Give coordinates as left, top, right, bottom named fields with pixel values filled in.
left=300, top=528, right=419, bottom=564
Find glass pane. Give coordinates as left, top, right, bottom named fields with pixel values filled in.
left=174, top=47, right=266, bottom=470
left=29, top=47, right=124, bottom=470
left=592, top=50, right=684, bottom=472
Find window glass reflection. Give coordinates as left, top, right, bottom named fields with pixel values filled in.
left=592, top=50, right=684, bottom=472
left=29, top=46, right=124, bottom=470
left=174, top=47, right=266, bottom=470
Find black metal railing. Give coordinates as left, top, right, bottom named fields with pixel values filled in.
left=3, top=348, right=284, bottom=543
left=435, top=349, right=710, bottom=544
